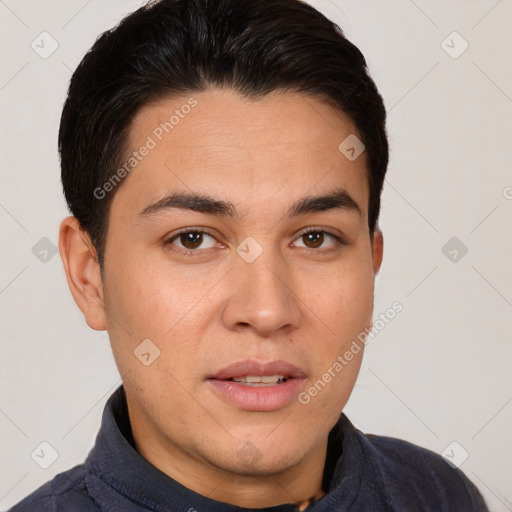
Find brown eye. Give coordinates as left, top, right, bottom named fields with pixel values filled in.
left=302, top=231, right=324, bottom=248
left=293, top=229, right=342, bottom=250
left=167, top=230, right=217, bottom=252
left=180, top=232, right=203, bottom=249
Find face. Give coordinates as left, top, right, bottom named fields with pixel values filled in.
left=80, top=89, right=382, bottom=496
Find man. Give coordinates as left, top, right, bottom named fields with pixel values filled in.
left=10, top=0, right=489, bottom=510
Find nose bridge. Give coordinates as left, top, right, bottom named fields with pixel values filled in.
left=222, top=238, right=302, bottom=334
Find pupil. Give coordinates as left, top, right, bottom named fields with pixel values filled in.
left=305, top=232, right=323, bottom=248
left=181, top=232, right=202, bottom=249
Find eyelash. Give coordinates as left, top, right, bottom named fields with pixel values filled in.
left=163, top=227, right=345, bottom=258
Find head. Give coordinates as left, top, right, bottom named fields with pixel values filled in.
left=59, top=0, right=387, bottom=505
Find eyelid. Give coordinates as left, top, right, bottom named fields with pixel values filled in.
left=292, top=226, right=345, bottom=247
left=163, top=226, right=345, bottom=256
left=165, top=226, right=219, bottom=242
left=164, top=227, right=221, bottom=244
left=163, top=227, right=222, bottom=254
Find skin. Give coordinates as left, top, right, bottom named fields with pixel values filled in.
left=59, top=88, right=383, bottom=508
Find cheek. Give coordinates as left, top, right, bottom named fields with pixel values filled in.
left=105, top=257, right=198, bottom=333
left=308, top=258, right=375, bottom=334
left=301, top=252, right=374, bottom=398
left=103, top=258, right=217, bottom=378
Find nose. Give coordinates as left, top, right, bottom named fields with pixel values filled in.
left=221, top=246, right=302, bottom=337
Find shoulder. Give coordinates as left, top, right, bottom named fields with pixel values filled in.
left=7, top=464, right=97, bottom=512
left=358, top=429, right=488, bottom=511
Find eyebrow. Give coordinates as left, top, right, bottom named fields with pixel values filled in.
left=138, top=188, right=362, bottom=219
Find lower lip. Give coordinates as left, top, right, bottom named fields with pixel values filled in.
left=208, top=378, right=305, bottom=412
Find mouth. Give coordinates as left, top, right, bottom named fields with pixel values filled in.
left=227, top=375, right=288, bottom=387
left=207, top=360, right=306, bottom=411
left=209, top=359, right=306, bottom=381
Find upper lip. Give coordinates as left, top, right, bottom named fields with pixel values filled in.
left=209, top=359, right=306, bottom=380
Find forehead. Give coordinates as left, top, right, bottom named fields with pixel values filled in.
left=114, top=88, right=369, bottom=218
left=130, top=88, right=360, bottom=154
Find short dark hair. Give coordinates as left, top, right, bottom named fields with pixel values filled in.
left=59, top=0, right=388, bottom=268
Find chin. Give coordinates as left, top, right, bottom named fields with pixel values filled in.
left=217, top=447, right=304, bottom=477
left=204, top=429, right=311, bottom=477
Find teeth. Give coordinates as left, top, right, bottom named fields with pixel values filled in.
left=232, top=375, right=286, bottom=385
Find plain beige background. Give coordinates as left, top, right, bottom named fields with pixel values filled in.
left=1, top=0, right=511, bottom=510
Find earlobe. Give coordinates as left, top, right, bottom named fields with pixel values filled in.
left=372, top=229, right=384, bottom=275
left=59, top=216, right=107, bottom=331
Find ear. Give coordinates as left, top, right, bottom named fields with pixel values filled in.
left=371, top=228, right=384, bottom=275
left=59, top=216, right=106, bottom=331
